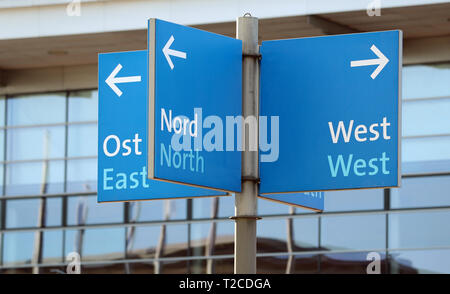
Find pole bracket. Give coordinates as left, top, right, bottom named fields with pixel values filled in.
left=229, top=215, right=262, bottom=220
left=241, top=176, right=260, bottom=183
left=242, top=53, right=261, bottom=60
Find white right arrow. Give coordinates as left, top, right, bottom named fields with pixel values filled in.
left=162, top=35, right=187, bottom=70
left=350, top=44, right=389, bottom=79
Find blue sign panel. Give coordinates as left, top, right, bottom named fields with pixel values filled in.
left=148, top=19, right=243, bottom=192
left=260, top=31, right=402, bottom=194
left=98, top=50, right=228, bottom=202
left=259, top=192, right=324, bottom=212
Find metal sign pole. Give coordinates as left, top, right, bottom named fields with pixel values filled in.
left=233, top=15, right=260, bottom=274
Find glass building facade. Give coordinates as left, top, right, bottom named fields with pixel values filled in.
left=0, top=62, right=449, bottom=274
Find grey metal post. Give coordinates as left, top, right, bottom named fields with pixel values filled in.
left=233, top=15, right=260, bottom=274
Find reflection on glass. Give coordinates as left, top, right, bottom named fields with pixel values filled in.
left=403, top=63, right=450, bottom=100
left=5, top=160, right=64, bottom=196
left=391, top=176, right=450, bottom=208
left=67, top=124, right=97, bottom=157
left=68, top=90, right=98, bottom=122
left=7, top=126, right=65, bottom=161
left=321, top=214, right=386, bottom=251
left=389, top=211, right=450, bottom=249
left=67, top=196, right=123, bottom=225
left=7, top=93, right=66, bottom=126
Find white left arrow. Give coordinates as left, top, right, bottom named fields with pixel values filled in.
left=163, top=35, right=187, bottom=70
left=350, top=44, right=389, bottom=79
left=105, top=64, right=142, bottom=97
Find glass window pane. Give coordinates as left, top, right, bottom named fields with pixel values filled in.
left=218, top=195, right=234, bottom=218
left=136, top=199, right=186, bottom=222
left=389, top=211, right=450, bottom=249
left=126, top=226, right=160, bottom=258
left=5, top=160, right=64, bottom=196
left=163, top=224, right=188, bottom=258
left=257, top=255, right=288, bottom=274
left=292, top=254, right=319, bottom=274
left=257, top=219, right=287, bottom=253
left=403, top=136, right=450, bottom=162
left=5, top=198, right=59, bottom=229
left=6, top=199, right=40, bottom=228
left=390, top=249, right=450, bottom=274
left=42, top=231, right=63, bottom=264
left=0, top=163, right=3, bottom=195
left=67, top=195, right=123, bottom=225
left=160, top=260, right=188, bottom=274
left=66, top=158, right=96, bottom=193
left=403, top=63, right=450, bottom=100
left=0, top=96, right=5, bottom=125
left=214, top=258, right=234, bottom=274
left=46, top=197, right=62, bottom=227
left=403, top=98, right=450, bottom=137
left=190, top=223, right=210, bottom=256
left=0, top=130, right=4, bottom=160
left=67, top=123, right=97, bottom=157
left=293, top=217, right=319, bottom=249
left=68, top=90, right=98, bottom=122
left=325, top=189, right=384, bottom=212
left=7, top=93, right=66, bottom=126
left=6, top=126, right=65, bottom=161
left=189, top=259, right=207, bottom=274
left=321, top=214, right=386, bottom=251
left=391, top=176, right=450, bottom=209
left=193, top=197, right=226, bottom=219
left=3, top=231, right=34, bottom=266
left=320, top=252, right=387, bottom=274
left=125, top=224, right=188, bottom=259
left=215, top=221, right=234, bottom=255
left=64, top=228, right=125, bottom=261
left=258, top=197, right=291, bottom=215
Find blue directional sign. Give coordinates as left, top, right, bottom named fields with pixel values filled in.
left=259, top=192, right=324, bottom=212
left=98, top=50, right=228, bottom=202
left=148, top=19, right=243, bottom=192
left=260, top=31, right=402, bottom=194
